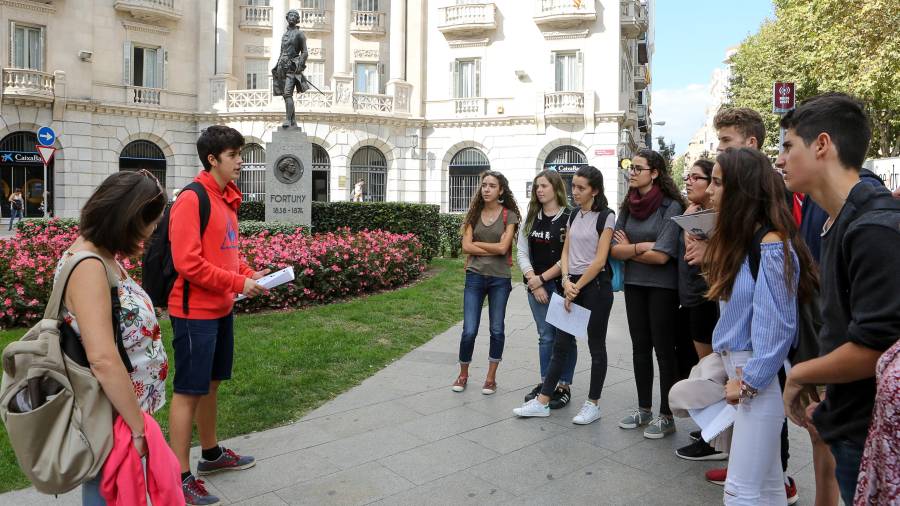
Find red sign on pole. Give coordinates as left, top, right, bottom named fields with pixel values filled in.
left=773, top=82, right=795, bottom=114
left=36, top=145, right=56, bottom=165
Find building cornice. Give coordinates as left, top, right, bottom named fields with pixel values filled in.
left=542, top=29, right=590, bottom=41
left=122, top=20, right=171, bottom=36
left=0, top=0, right=56, bottom=15
left=428, top=116, right=536, bottom=129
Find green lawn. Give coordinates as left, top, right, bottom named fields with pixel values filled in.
left=0, top=257, right=476, bottom=493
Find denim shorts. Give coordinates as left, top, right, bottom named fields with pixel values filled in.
left=171, top=313, right=235, bottom=395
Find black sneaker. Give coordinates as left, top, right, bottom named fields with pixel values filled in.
left=689, top=430, right=702, bottom=441
left=548, top=386, right=571, bottom=409
left=524, top=383, right=542, bottom=402
left=675, top=439, right=728, bottom=461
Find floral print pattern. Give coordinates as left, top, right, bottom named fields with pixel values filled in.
left=54, top=253, right=167, bottom=414
left=854, top=339, right=900, bottom=505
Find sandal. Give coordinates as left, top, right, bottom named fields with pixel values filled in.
left=451, top=375, right=468, bottom=392
left=482, top=380, right=497, bottom=395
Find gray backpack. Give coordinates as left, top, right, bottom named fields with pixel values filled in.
left=0, top=251, right=121, bottom=494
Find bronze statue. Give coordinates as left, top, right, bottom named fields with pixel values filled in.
left=272, top=9, right=309, bottom=129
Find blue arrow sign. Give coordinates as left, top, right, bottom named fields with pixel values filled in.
left=37, top=126, right=56, bottom=146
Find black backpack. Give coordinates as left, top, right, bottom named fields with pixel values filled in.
left=142, top=182, right=210, bottom=314
left=748, top=226, right=822, bottom=365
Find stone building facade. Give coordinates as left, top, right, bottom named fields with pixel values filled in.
left=0, top=0, right=653, bottom=219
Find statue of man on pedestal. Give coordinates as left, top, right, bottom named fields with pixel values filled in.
left=272, top=9, right=309, bottom=129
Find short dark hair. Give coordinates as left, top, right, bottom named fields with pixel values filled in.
left=714, top=107, right=766, bottom=148
left=197, top=125, right=245, bottom=171
left=779, top=92, right=871, bottom=170
left=14, top=187, right=21, bottom=192
left=692, top=159, right=715, bottom=177
left=574, top=165, right=608, bottom=211
left=80, top=171, right=167, bottom=257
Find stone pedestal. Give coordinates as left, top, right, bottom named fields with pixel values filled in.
left=265, top=127, right=312, bottom=226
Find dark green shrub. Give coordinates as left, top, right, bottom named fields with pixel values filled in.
left=238, top=201, right=265, bottom=221
left=310, top=202, right=440, bottom=259
left=439, top=213, right=464, bottom=258
left=238, top=221, right=307, bottom=237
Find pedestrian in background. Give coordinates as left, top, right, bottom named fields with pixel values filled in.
left=611, top=149, right=686, bottom=440
left=454, top=170, right=519, bottom=395
left=7, top=187, right=24, bottom=231
left=516, top=169, right=574, bottom=409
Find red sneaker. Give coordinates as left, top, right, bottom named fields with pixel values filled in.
left=705, top=467, right=726, bottom=486
left=786, top=476, right=799, bottom=505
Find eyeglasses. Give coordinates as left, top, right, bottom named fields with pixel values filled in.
left=624, top=166, right=652, bottom=175
left=683, top=174, right=711, bottom=183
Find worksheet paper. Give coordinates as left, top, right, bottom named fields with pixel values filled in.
left=688, top=400, right=737, bottom=442
left=546, top=292, right=591, bottom=341
left=671, top=210, right=718, bottom=240
left=235, top=266, right=295, bottom=301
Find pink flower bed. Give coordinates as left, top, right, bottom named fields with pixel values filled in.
left=0, top=220, right=425, bottom=329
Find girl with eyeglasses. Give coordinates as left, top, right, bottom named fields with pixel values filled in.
left=453, top=171, right=520, bottom=395
left=611, top=149, right=687, bottom=439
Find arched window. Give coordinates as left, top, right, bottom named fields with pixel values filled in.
left=543, top=145, right=586, bottom=203
left=349, top=146, right=387, bottom=202
left=448, top=147, right=489, bottom=212
left=120, top=140, right=166, bottom=188
left=312, top=144, right=330, bottom=202
left=238, top=143, right=266, bottom=202
left=1, top=131, right=53, bottom=217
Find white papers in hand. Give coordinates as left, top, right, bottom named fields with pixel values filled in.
left=688, top=400, right=737, bottom=442
left=235, top=266, right=295, bottom=301
left=546, top=292, right=591, bottom=341
left=671, top=210, right=718, bottom=240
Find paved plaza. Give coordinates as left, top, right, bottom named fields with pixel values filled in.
left=2, top=285, right=816, bottom=505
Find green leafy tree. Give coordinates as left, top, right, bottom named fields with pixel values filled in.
left=728, top=0, right=900, bottom=157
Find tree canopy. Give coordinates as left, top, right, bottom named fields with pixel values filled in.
left=727, top=0, right=900, bottom=157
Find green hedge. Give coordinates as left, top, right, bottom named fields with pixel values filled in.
left=15, top=218, right=304, bottom=238
left=311, top=202, right=440, bottom=259
left=439, top=213, right=464, bottom=258
left=238, top=200, right=265, bottom=221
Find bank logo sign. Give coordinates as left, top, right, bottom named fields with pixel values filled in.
left=0, top=151, right=43, bottom=165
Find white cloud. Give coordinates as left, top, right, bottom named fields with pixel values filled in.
left=650, top=83, right=713, bottom=155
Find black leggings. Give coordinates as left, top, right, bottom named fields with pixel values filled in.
left=540, top=275, right=614, bottom=401
left=624, top=285, right=680, bottom=416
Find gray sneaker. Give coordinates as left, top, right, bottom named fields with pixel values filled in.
left=197, top=447, right=256, bottom=475
left=643, top=416, right=676, bottom=439
left=182, top=475, right=221, bottom=505
left=618, top=408, right=653, bottom=429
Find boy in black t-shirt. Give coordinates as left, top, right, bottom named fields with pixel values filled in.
left=780, top=93, right=900, bottom=505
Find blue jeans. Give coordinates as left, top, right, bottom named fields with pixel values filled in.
left=527, top=281, right=576, bottom=385
left=458, top=271, right=512, bottom=364
left=830, top=439, right=864, bottom=506
left=7, top=208, right=22, bottom=231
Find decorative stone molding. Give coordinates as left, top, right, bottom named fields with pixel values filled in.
left=307, top=47, right=325, bottom=60
left=0, top=0, right=56, bottom=15
left=448, top=38, right=491, bottom=49
left=352, top=49, right=379, bottom=61
left=542, top=29, right=590, bottom=40
left=122, top=20, right=171, bottom=36
left=245, top=44, right=271, bottom=57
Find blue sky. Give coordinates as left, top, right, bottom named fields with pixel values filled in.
left=651, top=1, right=774, bottom=154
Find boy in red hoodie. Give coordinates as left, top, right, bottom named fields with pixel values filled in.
left=168, top=126, right=268, bottom=505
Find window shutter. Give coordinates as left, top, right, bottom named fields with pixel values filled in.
left=158, top=48, right=166, bottom=89
left=475, top=59, right=481, bottom=97
left=450, top=60, right=458, bottom=98
left=38, top=27, right=45, bottom=71
left=576, top=51, right=584, bottom=91
left=123, top=41, right=132, bottom=86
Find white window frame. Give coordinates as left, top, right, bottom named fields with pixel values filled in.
left=9, top=22, right=45, bottom=71
left=552, top=50, right=583, bottom=92
left=300, top=0, right=323, bottom=8
left=124, top=42, right=166, bottom=89
left=451, top=58, right=481, bottom=99
left=245, top=58, right=269, bottom=90
left=306, top=61, right=326, bottom=90
left=354, top=62, right=379, bottom=94
left=354, top=0, right=379, bottom=11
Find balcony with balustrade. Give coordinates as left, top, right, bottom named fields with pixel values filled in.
left=620, top=0, right=648, bottom=38
left=225, top=87, right=411, bottom=116
left=544, top=91, right=584, bottom=118
left=239, top=4, right=273, bottom=33
left=297, top=7, right=331, bottom=34
left=114, top=0, right=181, bottom=23
left=128, top=86, right=163, bottom=107
left=533, top=0, right=597, bottom=29
left=453, top=98, right=486, bottom=116
left=438, top=3, right=497, bottom=38
left=1, top=68, right=55, bottom=102
left=633, top=64, right=647, bottom=90
left=350, top=10, right=386, bottom=37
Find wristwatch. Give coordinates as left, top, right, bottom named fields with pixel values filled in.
left=538, top=273, right=546, bottom=283
left=739, top=381, right=758, bottom=400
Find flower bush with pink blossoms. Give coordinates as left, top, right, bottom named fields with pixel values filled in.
left=0, top=220, right=425, bottom=329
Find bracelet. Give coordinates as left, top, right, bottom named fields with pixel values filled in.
left=739, top=381, right=758, bottom=400
left=633, top=244, right=638, bottom=257
left=538, top=273, right=546, bottom=283
left=131, top=433, right=145, bottom=440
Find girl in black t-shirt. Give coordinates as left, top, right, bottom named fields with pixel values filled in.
left=515, top=169, right=573, bottom=408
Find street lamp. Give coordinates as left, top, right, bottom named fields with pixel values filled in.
left=653, top=121, right=665, bottom=126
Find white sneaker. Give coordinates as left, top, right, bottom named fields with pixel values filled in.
left=513, top=399, right=550, bottom=418
left=572, top=401, right=601, bottom=425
